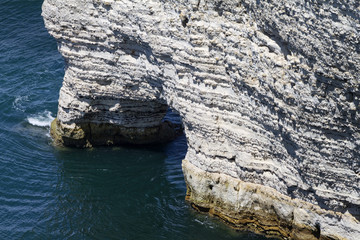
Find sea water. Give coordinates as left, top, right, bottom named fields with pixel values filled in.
left=0, top=0, right=269, bottom=239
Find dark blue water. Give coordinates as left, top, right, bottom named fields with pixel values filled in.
left=0, top=1, right=269, bottom=239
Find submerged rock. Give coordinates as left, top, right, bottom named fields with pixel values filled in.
left=42, top=0, right=360, bottom=239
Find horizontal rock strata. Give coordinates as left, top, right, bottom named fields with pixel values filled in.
left=42, top=0, right=360, bottom=239
left=183, top=160, right=359, bottom=240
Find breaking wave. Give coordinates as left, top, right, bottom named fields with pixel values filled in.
left=27, top=110, right=54, bottom=127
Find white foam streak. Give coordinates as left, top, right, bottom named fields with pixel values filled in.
left=27, top=110, right=55, bottom=127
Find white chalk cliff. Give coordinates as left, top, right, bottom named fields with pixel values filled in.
left=42, top=0, right=360, bottom=239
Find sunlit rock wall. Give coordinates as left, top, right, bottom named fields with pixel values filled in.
left=43, top=0, right=360, bottom=239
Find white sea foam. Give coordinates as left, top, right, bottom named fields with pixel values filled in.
left=27, top=110, right=55, bottom=127
left=13, top=95, right=29, bottom=112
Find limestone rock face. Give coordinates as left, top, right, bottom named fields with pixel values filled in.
left=42, top=0, right=360, bottom=239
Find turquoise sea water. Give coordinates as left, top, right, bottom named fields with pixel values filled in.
left=0, top=1, right=270, bottom=239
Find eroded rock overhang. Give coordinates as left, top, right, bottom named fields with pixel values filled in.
left=42, top=0, right=360, bottom=239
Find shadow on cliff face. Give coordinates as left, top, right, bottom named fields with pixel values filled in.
left=110, top=31, right=162, bottom=66
left=161, top=107, right=184, bottom=139
left=111, top=34, right=185, bottom=143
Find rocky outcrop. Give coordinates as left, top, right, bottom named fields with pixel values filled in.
left=42, top=0, right=360, bottom=239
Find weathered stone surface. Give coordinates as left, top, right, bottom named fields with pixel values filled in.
left=183, top=160, right=359, bottom=240
left=42, top=0, right=360, bottom=239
